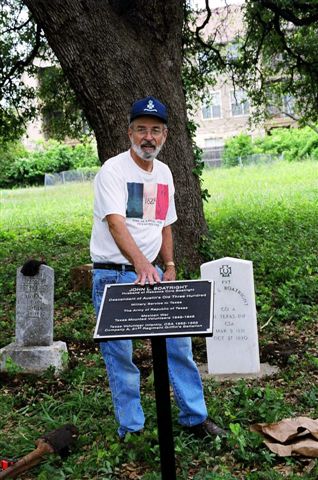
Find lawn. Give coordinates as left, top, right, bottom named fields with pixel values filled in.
left=0, top=160, right=317, bottom=479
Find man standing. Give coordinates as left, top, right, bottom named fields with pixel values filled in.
left=90, top=96, right=226, bottom=440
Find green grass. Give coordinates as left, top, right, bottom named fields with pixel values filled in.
left=0, top=182, right=94, bottom=344
left=0, top=162, right=318, bottom=479
left=202, top=161, right=318, bottom=331
left=1, top=182, right=94, bottom=230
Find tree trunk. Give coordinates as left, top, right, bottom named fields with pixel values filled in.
left=23, top=0, right=208, bottom=271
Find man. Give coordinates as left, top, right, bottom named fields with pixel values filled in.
left=90, top=95, right=226, bottom=440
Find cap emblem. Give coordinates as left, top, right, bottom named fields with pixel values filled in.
left=144, top=99, right=157, bottom=113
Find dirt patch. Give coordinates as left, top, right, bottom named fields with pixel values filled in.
left=260, top=338, right=303, bottom=367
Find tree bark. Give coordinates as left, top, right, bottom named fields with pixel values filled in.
left=22, top=0, right=208, bottom=271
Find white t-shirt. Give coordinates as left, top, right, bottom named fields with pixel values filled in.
left=90, top=150, right=177, bottom=264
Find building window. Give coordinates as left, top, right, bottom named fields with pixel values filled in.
left=226, top=42, right=240, bottom=60
left=201, top=92, right=221, bottom=119
left=202, top=137, right=224, bottom=167
left=231, top=90, right=250, bottom=116
left=266, top=92, right=282, bottom=116
left=283, top=94, right=294, bottom=116
left=266, top=92, right=295, bottom=117
left=204, top=137, right=224, bottom=149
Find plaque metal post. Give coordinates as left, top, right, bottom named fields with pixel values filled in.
left=94, top=280, right=214, bottom=479
left=151, top=336, right=177, bottom=480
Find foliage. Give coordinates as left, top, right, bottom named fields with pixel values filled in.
left=182, top=2, right=217, bottom=203
left=222, top=126, right=318, bottom=166
left=253, top=127, right=318, bottom=162
left=187, top=119, right=210, bottom=202
left=0, top=0, right=48, bottom=142
left=0, top=140, right=29, bottom=186
left=37, top=66, right=92, bottom=141
left=0, top=140, right=99, bottom=188
left=239, top=1, right=318, bottom=126
left=3, top=2, right=318, bottom=147
left=187, top=2, right=318, bottom=127
left=182, top=2, right=221, bottom=112
left=202, top=160, right=318, bottom=330
left=182, top=4, right=239, bottom=112
left=222, top=133, right=254, bottom=167
left=0, top=160, right=317, bottom=478
left=0, top=1, right=90, bottom=144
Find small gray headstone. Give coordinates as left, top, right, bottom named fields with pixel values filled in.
left=0, top=264, right=68, bottom=375
left=201, top=257, right=260, bottom=375
left=15, top=265, right=54, bottom=346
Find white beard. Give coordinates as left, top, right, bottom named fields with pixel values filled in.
left=131, top=142, right=163, bottom=162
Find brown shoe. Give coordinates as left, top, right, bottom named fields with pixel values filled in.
left=187, top=418, right=227, bottom=438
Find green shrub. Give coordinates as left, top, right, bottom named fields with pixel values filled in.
left=299, top=136, right=318, bottom=159
left=0, top=141, right=30, bottom=188
left=255, top=127, right=317, bottom=160
left=222, top=133, right=254, bottom=167
left=0, top=140, right=99, bottom=188
left=222, top=126, right=318, bottom=166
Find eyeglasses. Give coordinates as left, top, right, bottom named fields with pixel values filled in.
left=131, top=126, right=166, bottom=137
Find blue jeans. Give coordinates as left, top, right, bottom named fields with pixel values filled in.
left=92, top=268, right=208, bottom=438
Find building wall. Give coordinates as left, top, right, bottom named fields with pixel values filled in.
left=21, top=72, right=43, bottom=150
left=194, top=77, right=297, bottom=166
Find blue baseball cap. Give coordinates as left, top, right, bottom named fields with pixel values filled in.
left=130, top=96, right=168, bottom=123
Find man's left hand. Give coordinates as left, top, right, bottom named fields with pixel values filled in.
left=163, top=266, right=176, bottom=282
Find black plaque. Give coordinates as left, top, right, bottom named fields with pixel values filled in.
left=94, top=280, right=214, bottom=341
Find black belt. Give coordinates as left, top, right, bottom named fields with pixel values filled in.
left=93, top=262, right=136, bottom=272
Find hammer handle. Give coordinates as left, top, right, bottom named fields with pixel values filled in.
left=0, top=441, right=53, bottom=479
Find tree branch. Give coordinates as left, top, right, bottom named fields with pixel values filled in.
left=194, top=1, right=227, bottom=69
left=1, top=22, right=42, bottom=90
left=196, top=0, right=212, bottom=35
left=271, top=11, right=318, bottom=78
left=282, top=111, right=318, bottom=134
left=1, top=16, right=31, bottom=35
left=259, top=0, right=318, bottom=26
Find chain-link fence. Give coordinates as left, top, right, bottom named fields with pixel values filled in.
left=236, top=153, right=283, bottom=166
left=44, top=168, right=98, bottom=186
left=211, top=152, right=284, bottom=168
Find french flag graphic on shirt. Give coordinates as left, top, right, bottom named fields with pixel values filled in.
left=126, top=183, right=169, bottom=220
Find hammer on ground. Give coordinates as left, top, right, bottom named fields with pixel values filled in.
left=0, top=424, right=78, bottom=479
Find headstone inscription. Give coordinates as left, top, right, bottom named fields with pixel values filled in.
left=200, top=257, right=260, bottom=375
left=0, top=265, right=68, bottom=374
left=16, top=265, right=54, bottom=346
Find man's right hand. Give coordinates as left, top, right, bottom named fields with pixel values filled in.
left=134, top=259, right=161, bottom=286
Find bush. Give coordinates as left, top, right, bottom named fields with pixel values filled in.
left=222, top=126, right=318, bottom=166
left=254, top=127, right=317, bottom=161
left=222, top=133, right=254, bottom=167
left=0, top=140, right=99, bottom=188
left=0, top=141, right=30, bottom=188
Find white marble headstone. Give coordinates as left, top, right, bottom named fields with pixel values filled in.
left=201, top=257, right=260, bottom=374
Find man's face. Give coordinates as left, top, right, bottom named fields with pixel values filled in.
left=128, top=116, right=168, bottom=162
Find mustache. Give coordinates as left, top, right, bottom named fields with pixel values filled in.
left=141, top=141, right=156, bottom=148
